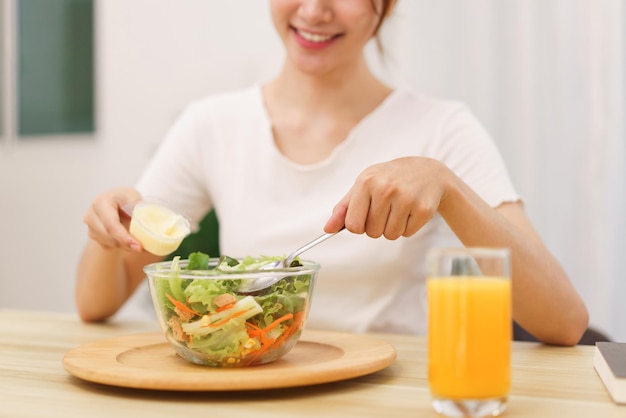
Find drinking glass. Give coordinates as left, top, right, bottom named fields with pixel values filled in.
left=427, top=247, right=511, bottom=417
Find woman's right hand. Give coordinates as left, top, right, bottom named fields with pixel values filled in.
left=82, top=187, right=143, bottom=252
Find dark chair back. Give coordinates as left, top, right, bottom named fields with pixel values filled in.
left=513, top=321, right=611, bottom=345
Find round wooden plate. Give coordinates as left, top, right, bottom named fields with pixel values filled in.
left=63, top=329, right=397, bottom=391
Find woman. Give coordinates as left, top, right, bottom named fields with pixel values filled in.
left=77, top=0, right=588, bottom=345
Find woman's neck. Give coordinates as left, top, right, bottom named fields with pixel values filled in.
left=265, top=56, right=392, bottom=121
left=260, top=56, right=394, bottom=165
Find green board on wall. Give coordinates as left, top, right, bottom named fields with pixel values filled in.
left=18, top=0, right=94, bottom=137
left=0, top=3, right=5, bottom=137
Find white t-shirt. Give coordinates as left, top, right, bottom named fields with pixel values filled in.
left=136, top=85, right=520, bottom=335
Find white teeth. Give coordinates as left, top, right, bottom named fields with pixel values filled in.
left=298, top=30, right=334, bottom=43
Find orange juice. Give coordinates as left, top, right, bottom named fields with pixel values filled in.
left=428, top=276, right=511, bottom=399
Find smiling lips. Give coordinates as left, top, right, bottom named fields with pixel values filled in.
left=293, top=27, right=340, bottom=49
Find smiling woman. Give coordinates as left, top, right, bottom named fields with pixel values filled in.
left=268, top=0, right=394, bottom=78
left=76, top=0, right=589, bottom=348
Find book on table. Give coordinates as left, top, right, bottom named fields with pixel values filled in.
left=594, top=342, right=626, bottom=404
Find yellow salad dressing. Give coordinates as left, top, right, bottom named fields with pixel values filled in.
left=130, top=201, right=190, bottom=256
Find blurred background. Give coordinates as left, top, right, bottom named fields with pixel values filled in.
left=1, top=0, right=624, bottom=341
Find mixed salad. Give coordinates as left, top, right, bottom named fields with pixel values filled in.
left=150, top=252, right=313, bottom=366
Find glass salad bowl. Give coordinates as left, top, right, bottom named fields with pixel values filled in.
left=145, top=252, right=320, bottom=367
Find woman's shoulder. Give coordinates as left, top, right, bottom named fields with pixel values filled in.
left=172, top=85, right=266, bottom=133
left=376, top=86, right=478, bottom=132
left=390, top=86, right=469, bottom=115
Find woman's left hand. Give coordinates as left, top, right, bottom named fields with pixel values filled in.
left=324, top=157, right=451, bottom=239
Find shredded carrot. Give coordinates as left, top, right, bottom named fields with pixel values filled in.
left=246, top=323, right=269, bottom=345
left=246, top=322, right=262, bottom=332
left=206, top=309, right=249, bottom=327
left=166, top=293, right=200, bottom=317
left=247, top=341, right=273, bottom=363
left=216, top=302, right=235, bottom=312
left=262, top=313, right=294, bottom=333
left=270, top=311, right=304, bottom=349
left=245, top=311, right=303, bottom=363
left=274, top=311, right=304, bottom=347
left=246, top=322, right=263, bottom=335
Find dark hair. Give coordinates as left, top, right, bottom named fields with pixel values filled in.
left=371, top=0, right=395, bottom=53
left=372, top=0, right=395, bottom=37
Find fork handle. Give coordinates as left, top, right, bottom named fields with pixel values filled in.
left=284, top=226, right=345, bottom=265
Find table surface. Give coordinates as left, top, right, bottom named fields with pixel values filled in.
left=1, top=309, right=623, bottom=418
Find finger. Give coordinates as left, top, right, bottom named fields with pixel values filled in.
left=93, top=200, right=141, bottom=251
left=83, top=209, right=119, bottom=248
left=403, top=213, right=425, bottom=237
left=382, top=200, right=412, bottom=240
left=364, top=195, right=391, bottom=238
left=324, top=193, right=350, bottom=233
left=344, top=186, right=372, bottom=235
left=403, top=201, right=437, bottom=237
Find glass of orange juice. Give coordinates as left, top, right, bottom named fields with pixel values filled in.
left=427, top=247, right=511, bottom=418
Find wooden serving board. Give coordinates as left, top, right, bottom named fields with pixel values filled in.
left=62, top=329, right=397, bottom=391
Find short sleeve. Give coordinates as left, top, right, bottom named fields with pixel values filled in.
left=431, top=104, right=521, bottom=208
left=135, top=103, right=212, bottom=231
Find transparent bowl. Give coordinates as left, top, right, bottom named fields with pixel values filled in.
left=145, top=257, right=319, bottom=367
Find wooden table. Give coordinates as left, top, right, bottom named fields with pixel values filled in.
left=1, top=309, right=623, bottom=417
